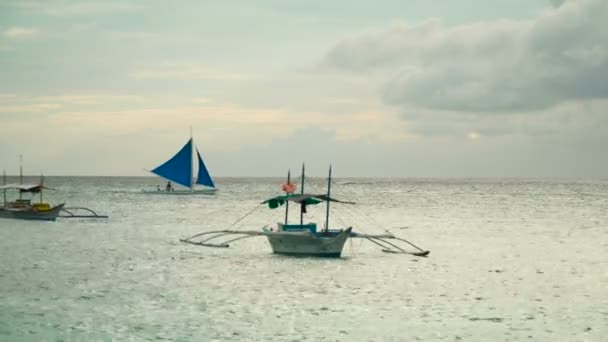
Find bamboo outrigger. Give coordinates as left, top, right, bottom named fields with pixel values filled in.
left=181, top=229, right=429, bottom=256
left=59, top=207, right=109, bottom=219
left=181, top=165, right=429, bottom=258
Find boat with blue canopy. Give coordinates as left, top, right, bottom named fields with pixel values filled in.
left=144, top=135, right=217, bottom=195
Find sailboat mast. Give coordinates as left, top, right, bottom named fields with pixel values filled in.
left=325, top=165, right=332, bottom=232
left=284, top=170, right=290, bottom=224
left=190, top=128, right=194, bottom=189
left=300, top=163, right=305, bottom=225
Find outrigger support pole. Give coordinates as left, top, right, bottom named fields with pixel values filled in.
left=59, top=207, right=109, bottom=218
left=350, top=231, right=430, bottom=257
left=180, top=229, right=430, bottom=257
left=180, top=230, right=265, bottom=248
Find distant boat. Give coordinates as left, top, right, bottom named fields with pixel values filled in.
left=144, top=136, right=217, bottom=195
left=0, top=184, right=65, bottom=221
left=1, top=164, right=107, bottom=220
left=181, top=165, right=430, bottom=258
left=1, top=168, right=64, bottom=221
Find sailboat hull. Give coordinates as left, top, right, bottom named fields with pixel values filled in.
left=142, top=188, right=217, bottom=195
left=263, top=227, right=351, bottom=257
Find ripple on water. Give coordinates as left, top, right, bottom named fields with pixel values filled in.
left=0, top=177, right=607, bottom=341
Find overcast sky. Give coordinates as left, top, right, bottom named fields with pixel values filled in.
left=0, top=0, right=606, bottom=177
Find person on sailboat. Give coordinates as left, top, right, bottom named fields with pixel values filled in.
left=166, top=181, right=173, bottom=192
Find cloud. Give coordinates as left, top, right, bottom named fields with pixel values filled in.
left=324, top=0, right=608, bottom=113
left=327, top=98, right=359, bottom=105
left=191, top=98, right=212, bottom=104
left=3, top=27, right=40, bottom=38
left=0, top=94, right=145, bottom=116
left=214, top=121, right=608, bottom=178
left=8, top=0, right=142, bottom=16
left=403, top=99, right=608, bottom=140
left=34, top=94, right=145, bottom=105
left=550, top=0, right=567, bottom=8
left=129, top=63, right=256, bottom=81
left=0, top=91, right=410, bottom=176
left=0, top=103, right=61, bottom=113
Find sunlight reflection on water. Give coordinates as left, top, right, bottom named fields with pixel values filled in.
left=0, top=177, right=606, bottom=341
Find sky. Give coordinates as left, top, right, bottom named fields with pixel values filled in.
left=0, top=0, right=606, bottom=177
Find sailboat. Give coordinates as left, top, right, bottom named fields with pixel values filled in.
left=144, top=135, right=217, bottom=195
left=181, top=165, right=430, bottom=258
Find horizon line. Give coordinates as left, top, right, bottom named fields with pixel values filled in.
left=1, top=174, right=606, bottom=180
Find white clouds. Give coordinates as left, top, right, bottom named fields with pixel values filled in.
left=0, top=94, right=144, bottom=112
left=129, top=63, right=256, bottom=81
left=1, top=0, right=605, bottom=177
left=8, top=0, right=142, bottom=16
left=318, top=0, right=608, bottom=172
left=0, top=90, right=408, bottom=176
left=35, top=94, right=145, bottom=105
left=191, top=98, right=212, bottom=104
left=0, top=103, right=61, bottom=113
left=324, top=0, right=608, bottom=113
left=3, top=27, right=40, bottom=39
left=395, top=97, right=607, bottom=136
left=467, top=132, right=481, bottom=140
left=550, top=0, right=567, bottom=8
left=327, top=98, right=359, bottom=105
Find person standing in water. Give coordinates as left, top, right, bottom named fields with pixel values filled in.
left=166, top=181, right=173, bottom=192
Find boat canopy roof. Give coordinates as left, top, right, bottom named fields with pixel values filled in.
left=262, top=193, right=354, bottom=209
left=0, top=183, right=49, bottom=193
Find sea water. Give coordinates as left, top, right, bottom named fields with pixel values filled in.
left=0, top=177, right=606, bottom=341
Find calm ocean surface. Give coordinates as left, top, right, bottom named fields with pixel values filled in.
left=0, top=176, right=606, bottom=341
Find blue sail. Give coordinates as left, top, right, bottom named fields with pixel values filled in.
left=195, top=148, right=215, bottom=188
left=151, top=138, right=193, bottom=188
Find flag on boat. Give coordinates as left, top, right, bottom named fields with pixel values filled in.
left=282, top=182, right=296, bottom=194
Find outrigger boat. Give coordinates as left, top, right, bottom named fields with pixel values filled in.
left=1, top=162, right=108, bottom=221
left=0, top=183, right=65, bottom=221
left=144, top=133, right=216, bottom=195
left=181, top=165, right=429, bottom=258
left=1, top=165, right=64, bottom=221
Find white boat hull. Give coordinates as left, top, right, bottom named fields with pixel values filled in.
left=0, top=203, right=65, bottom=221
left=142, top=188, right=217, bottom=195
left=263, top=227, right=352, bottom=257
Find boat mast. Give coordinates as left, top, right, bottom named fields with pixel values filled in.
left=19, top=154, right=23, bottom=200
left=284, top=169, right=290, bottom=224
left=190, top=127, right=194, bottom=189
left=325, top=165, right=332, bottom=232
left=2, top=169, right=5, bottom=206
left=39, top=174, right=43, bottom=204
left=300, top=163, right=305, bottom=225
